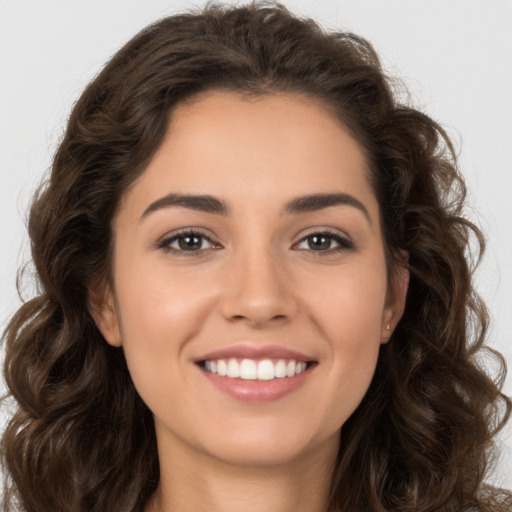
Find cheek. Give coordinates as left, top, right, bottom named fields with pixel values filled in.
left=111, top=257, right=217, bottom=390
left=305, top=258, right=388, bottom=344
left=114, top=249, right=215, bottom=339
left=302, top=262, right=387, bottom=417
left=113, top=281, right=213, bottom=430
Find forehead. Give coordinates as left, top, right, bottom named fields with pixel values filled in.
left=118, top=91, right=379, bottom=222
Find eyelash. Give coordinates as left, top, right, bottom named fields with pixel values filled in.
left=293, top=229, right=354, bottom=254
left=157, top=229, right=354, bottom=256
left=158, top=229, right=220, bottom=256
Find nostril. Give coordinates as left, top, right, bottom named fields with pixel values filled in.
left=220, top=273, right=298, bottom=325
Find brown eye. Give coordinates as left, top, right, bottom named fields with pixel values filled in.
left=177, top=234, right=204, bottom=251
left=159, top=231, right=218, bottom=253
left=305, top=234, right=334, bottom=251
left=295, top=231, right=353, bottom=253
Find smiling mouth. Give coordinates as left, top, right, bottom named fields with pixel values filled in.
left=198, top=358, right=315, bottom=381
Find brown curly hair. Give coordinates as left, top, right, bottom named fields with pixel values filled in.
left=2, top=2, right=510, bottom=511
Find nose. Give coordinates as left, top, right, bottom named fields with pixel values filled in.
left=220, top=246, right=298, bottom=327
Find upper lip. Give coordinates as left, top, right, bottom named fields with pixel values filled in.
left=195, top=344, right=315, bottom=363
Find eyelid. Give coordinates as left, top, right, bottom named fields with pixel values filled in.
left=155, top=226, right=354, bottom=255
left=157, top=227, right=221, bottom=254
left=292, top=227, right=354, bottom=252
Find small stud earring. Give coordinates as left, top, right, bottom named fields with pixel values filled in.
left=386, top=323, right=390, bottom=331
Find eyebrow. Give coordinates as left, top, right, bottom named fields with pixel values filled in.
left=282, top=193, right=371, bottom=222
left=141, top=194, right=230, bottom=218
left=141, top=192, right=370, bottom=223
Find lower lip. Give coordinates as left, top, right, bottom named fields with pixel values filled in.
left=199, top=366, right=313, bottom=403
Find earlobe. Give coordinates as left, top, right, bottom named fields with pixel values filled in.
left=88, top=284, right=122, bottom=347
left=381, top=262, right=410, bottom=343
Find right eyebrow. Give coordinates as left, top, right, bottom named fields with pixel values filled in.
left=140, top=193, right=230, bottom=220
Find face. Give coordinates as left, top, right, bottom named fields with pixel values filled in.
left=92, top=91, right=407, bottom=468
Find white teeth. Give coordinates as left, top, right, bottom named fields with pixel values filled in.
left=203, top=358, right=309, bottom=380
left=295, top=362, right=307, bottom=375
left=227, top=359, right=240, bottom=378
left=240, top=359, right=257, bottom=380
left=217, top=359, right=227, bottom=376
left=257, top=360, right=275, bottom=381
left=275, top=359, right=287, bottom=378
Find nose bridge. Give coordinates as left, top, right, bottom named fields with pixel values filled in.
left=221, top=236, right=297, bottom=325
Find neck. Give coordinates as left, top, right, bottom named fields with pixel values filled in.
left=146, top=433, right=338, bottom=512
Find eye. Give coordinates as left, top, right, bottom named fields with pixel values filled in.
left=294, top=231, right=353, bottom=253
left=159, top=230, right=220, bottom=254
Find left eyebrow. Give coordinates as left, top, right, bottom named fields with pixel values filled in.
left=282, top=193, right=371, bottom=223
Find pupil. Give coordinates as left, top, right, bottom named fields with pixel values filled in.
left=179, top=235, right=202, bottom=250
left=309, top=235, right=330, bottom=250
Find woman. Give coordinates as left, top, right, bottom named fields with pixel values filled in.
left=1, top=2, right=510, bottom=511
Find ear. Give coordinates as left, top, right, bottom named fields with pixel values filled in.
left=88, top=283, right=122, bottom=347
left=381, top=259, right=409, bottom=344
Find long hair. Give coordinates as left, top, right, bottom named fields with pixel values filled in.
left=2, top=2, right=510, bottom=511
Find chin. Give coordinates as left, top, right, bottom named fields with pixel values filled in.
left=197, top=419, right=340, bottom=468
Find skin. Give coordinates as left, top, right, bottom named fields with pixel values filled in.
left=91, top=91, right=408, bottom=512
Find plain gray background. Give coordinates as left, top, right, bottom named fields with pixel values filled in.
left=1, top=0, right=511, bottom=487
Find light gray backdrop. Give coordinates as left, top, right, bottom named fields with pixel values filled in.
left=1, top=0, right=510, bottom=488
